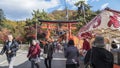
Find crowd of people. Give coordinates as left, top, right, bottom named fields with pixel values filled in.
left=0, top=34, right=115, bottom=68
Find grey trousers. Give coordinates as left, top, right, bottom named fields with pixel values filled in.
left=7, top=56, right=15, bottom=68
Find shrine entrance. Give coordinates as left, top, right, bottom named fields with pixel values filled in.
left=38, top=19, right=79, bottom=42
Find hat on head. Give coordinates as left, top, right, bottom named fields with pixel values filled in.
left=94, top=36, right=105, bottom=48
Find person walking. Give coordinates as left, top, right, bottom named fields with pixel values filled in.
left=84, top=36, right=114, bottom=68
left=43, top=40, right=54, bottom=68
left=65, top=39, right=80, bottom=68
left=82, top=39, right=91, bottom=56
left=27, top=39, right=41, bottom=68
left=0, top=34, right=19, bottom=68
left=82, top=39, right=91, bottom=51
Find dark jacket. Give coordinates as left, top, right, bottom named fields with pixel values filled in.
left=111, top=41, right=117, bottom=49
left=44, top=42, right=54, bottom=59
left=0, top=40, right=19, bottom=57
left=84, top=47, right=113, bottom=68
left=65, top=45, right=79, bottom=64
left=27, top=43, right=41, bottom=59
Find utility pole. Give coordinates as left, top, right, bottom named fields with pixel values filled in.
left=36, top=19, right=38, bottom=41
left=64, top=0, right=69, bottom=43
left=79, top=0, right=87, bottom=24
left=64, top=0, right=68, bottom=20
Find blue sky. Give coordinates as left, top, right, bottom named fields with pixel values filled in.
left=0, top=0, right=120, bottom=21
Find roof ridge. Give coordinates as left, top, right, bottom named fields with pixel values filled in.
left=105, top=7, right=120, bottom=14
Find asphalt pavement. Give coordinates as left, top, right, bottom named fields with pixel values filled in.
left=0, top=50, right=67, bottom=68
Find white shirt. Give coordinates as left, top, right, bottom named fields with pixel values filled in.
left=8, top=41, right=12, bottom=47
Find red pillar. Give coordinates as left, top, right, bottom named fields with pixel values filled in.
left=47, top=23, right=50, bottom=30
left=46, top=23, right=50, bottom=40
left=68, top=23, right=71, bottom=39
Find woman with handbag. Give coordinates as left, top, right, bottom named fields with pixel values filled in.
left=27, top=39, right=41, bottom=68
left=84, top=36, right=114, bottom=68
left=43, top=40, right=54, bottom=68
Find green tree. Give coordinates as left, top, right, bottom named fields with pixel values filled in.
left=0, top=9, right=6, bottom=28
left=74, top=1, right=97, bottom=31
left=26, top=10, right=50, bottom=26
left=25, top=10, right=51, bottom=42
left=75, top=0, right=92, bottom=22
left=14, top=21, right=26, bottom=43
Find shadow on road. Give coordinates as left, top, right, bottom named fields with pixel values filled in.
left=0, top=59, right=66, bottom=68
left=0, top=60, right=29, bottom=68
left=0, top=51, right=76, bottom=68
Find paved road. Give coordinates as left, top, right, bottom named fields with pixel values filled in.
left=0, top=50, right=85, bottom=68
left=0, top=50, right=67, bottom=68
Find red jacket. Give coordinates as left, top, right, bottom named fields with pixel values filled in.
left=82, top=39, right=90, bottom=51
left=27, top=43, right=41, bottom=58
